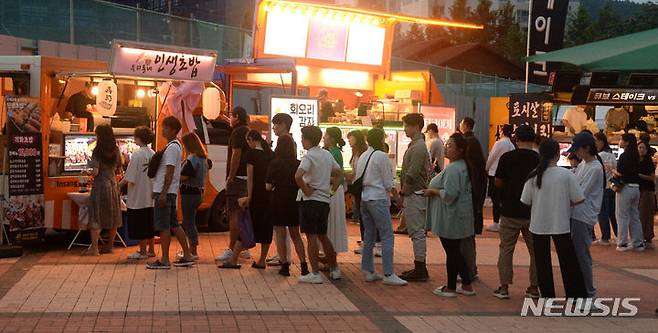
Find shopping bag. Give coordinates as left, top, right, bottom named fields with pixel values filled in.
left=238, top=209, right=256, bottom=249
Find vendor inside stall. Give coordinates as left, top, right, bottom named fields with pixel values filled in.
left=604, top=105, right=629, bottom=132
left=65, top=81, right=96, bottom=132
left=562, top=105, right=589, bottom=134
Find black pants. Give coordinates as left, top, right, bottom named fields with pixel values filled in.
left=488, top=176, right=501, bottom=223
left=440, top=237, right=471, bottom=290
left=532, top=233, right=587, bottom=298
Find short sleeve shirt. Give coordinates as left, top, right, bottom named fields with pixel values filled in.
left=495, top=149, right=539, bottom=219
left=227, top=125, right=249, bottom=177
left=298, top=146, right=340, bottom=203
left=521, top=166, right=585, bottom=235
left=181, top=155, right=208, bottom=189
left=153, top=140, right=182, bottom=194
left=125, top=146, right=154, bottom=209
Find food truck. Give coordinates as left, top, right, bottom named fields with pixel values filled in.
left=220, top=0, right=481, bottom=167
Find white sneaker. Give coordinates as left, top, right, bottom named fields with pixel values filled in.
left=374, top=244, right=382, bottom=257
left=486, top=223, right=500, bottom=232
left=633, top=244, right=645, bottom=252
left=176, top=251, right=199, bottom=261
left=128, top=252, right=147, bottom=260
left=365, top=272, right=383, bottom=282
left=215, top=249, right=233, bottom=261
left=241, top=250, right=252, bottom=259
left=593, top=239, right=611, bottom=246
left=298, top=273, right=323, bottom=284
left=616, top=244, right=634, bottom=252
left=329, top=267, right=342, bottom=280
left=456, top=285, right=476, bottom=296
left=383, top=274, right=408, bottom=286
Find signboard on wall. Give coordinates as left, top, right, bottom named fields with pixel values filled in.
left=528, top=0, right=570, bottom=84
left=420, top=105, right=456, bottom=142
left=587, top=88, right=658, bottom=105
left=110, top=40, right=217, bottom=81
left=270, top=96, right=320, bottom=159
left=508, top=93, right=553, bottom=138
left=4, top=96, right=45, bottom=239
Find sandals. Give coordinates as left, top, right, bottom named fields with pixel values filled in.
left=218, top=262, right=242, bottom=269
left=251, top=262, right=266, bottom=269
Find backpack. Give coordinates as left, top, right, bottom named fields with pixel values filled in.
left=147, top=141, right=181, bottom=178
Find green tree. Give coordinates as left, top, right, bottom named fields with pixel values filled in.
left=493, top=1, right=525, bottom=64
left=406, top=23, right=426, bottom=42
left=468, top=0, right=496, bottom=45
left=449, top=0, right=472, bottom=44
left=564, top=5, right=594, bottom=46
left=591, top=0, right=622, bottom=41
left=426, top=4, right=449, bottom=41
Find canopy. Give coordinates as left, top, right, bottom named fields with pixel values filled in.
left=527, top=28, right=658, bottom=71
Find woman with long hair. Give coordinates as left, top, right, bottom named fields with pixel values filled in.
left=179, top=132, right=209, bottom=260
left=266, top=134, right=308, bottom=276
left=346, top=130, right=375, bottom=255
left=594, top=132, right=617, bottom=245
left=323, top=127, right=349, bottom=254
left=521, top=138, right=587, bottom=298
left=83, top=124, right=123, bottom=256
left=637, top=141, right=655, bottom=249
left=425, top=133, right=475, bottom=297
left=119, top=126, right=156, bottom=260
left=569, top=132, right=605, bottom=298
left=220, top=130, right=274, bottom=268
left=613, top=134, right=645, bottom=251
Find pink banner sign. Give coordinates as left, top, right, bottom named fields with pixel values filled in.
left=306, top=19, right=348, bottom=62
left=421, top=106, right=456, bottom=142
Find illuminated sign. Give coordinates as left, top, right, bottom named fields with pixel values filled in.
left=109, top=41, right=217, bottom=81
left=307, top=19, right=348, bottom=62
left=587, top=88, right=658, bottom=105
left=271, top=96, right=320, bottom=159
left=420, top=105, right=456, bottom=143
left=509, top=93, right=553, bottom=138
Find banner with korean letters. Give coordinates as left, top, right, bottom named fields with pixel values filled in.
left=270, top=96, right=319, bottom=159
left=528, top=0, right=570, bottom=85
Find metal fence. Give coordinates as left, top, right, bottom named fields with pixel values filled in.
left=0, top=0, right=252, bottom=60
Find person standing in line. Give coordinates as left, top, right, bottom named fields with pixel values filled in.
left=217, top=106, right=252, bottom=262
left=492, top=125, right=539, bottom=299
left=569, top=132, right=605, bottom=298
left=613, top=134, right=645, bottom=252
left=178, top=132, right=209, bottom=261
left=425, top=123, right=445, bottom=173
left=266, top=113, right=294, bottom=267
left=147, top=116, right=195, bottom=269
left=120, top=126, right=156, bottom=260
left=638, top=141, right=655, bottom=249
left=395, top=113, right=431, bottom=282
left=357, top=128, right=408, bottom=286
left=323, top=127, right=349, bottom=254
left=485, top=124, right=515, bottom=232
left=296, top=126, right=343, bottom=283
left=459, top=117, right=487, bottom=281
left=424, top=133, right=475, bottom=297
left=520, top=138, right=587, bottom=299
left=266, top=135, right=308, bottom=277
left=83, top=125, right=124, bottom=256
left=593, top=132, right=618, bottom=245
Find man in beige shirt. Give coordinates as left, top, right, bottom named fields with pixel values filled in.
left=605, top=106, right=629, bottom=132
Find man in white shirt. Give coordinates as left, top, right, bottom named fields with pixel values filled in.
left=425, top=123, right=445, bottom=172
left=562, top=106, right=589, bottom=134
left=147, top=116, right=195, bottom=270
left=356, top=128, right=407, bottom=286
left=295, top=126, right=343, bottom=284
left=485, top=124, right=516, bottom=232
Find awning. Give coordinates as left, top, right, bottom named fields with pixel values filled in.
left=527, top=28, right=658, bottom=71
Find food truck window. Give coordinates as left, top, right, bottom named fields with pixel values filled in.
left=62, top=133, right=143, bottom=174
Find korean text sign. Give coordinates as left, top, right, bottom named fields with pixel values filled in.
left=587, top=88, right=658, bottom=105
left=270, top=96, right=319, bottom=159
left=508, top=93, right=553, bottom=138
left=528, top=0, right=569, bottom=84
left=110, top=42, right=217, bottom=81
left=420, top=106, right=456, bottom=142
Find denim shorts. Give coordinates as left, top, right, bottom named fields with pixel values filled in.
left=153, top=193, right=179, bottom=232
left=299, top=200, right=330, bottom=235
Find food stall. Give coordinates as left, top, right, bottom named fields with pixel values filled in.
left=220, top=0, right=477, bottom=165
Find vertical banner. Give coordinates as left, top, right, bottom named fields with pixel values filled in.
left=4, top=96, right=45, bottom=243
left=508, top=93, right=554, bottom=138
left=270, top=96, right=319, bottom=159
left=528, top=0, right=570, bottom=85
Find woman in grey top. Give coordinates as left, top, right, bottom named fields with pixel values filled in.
left=423, top=133, right=475, bottom=297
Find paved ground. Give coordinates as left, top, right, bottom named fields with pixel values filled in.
left=0, top=210, right=656, bottom=332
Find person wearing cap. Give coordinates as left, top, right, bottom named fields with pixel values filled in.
left=485, top=124, right=516, bottom=232
left=425, top=123, right=445, bottom=173
left=492, top=125, right=540, bottom=299
left=569, top=132, right=605, bottom=298
left=318, top=89, right=335, bottom=123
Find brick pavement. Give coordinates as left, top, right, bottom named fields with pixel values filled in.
left=0, top=215, right=656, bottom=332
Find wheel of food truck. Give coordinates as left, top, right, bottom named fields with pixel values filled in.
left=207, top=191, right=229, bottom=232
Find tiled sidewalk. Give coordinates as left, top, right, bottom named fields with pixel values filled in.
left=0, top=217, right=656, bottom=332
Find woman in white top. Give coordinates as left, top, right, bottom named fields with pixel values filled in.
left=119, top=127, right=155, bottom=260
left=521, top=138, right=587, bottom=299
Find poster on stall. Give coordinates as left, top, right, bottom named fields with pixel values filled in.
left=4, top=96, right=45, bottom=242
left=270, top=96, right=319, bottom=159
left=421, top=105, right=456, bottom=142
left=508, top=93, right=553, bottom=138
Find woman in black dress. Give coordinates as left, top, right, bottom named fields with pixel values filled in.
left=240, top=130, right=275, bottom=268
left=266, top=135, right=308, bottom=277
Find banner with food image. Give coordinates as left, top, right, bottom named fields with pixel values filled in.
left=4, top=96, right=44, bottom=232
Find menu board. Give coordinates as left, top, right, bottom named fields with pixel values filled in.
left=271, top=96, right=319, bottom=159
left=4, top=96, right=45, bottom=233
left=509, top=93, right=553, bottom=138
